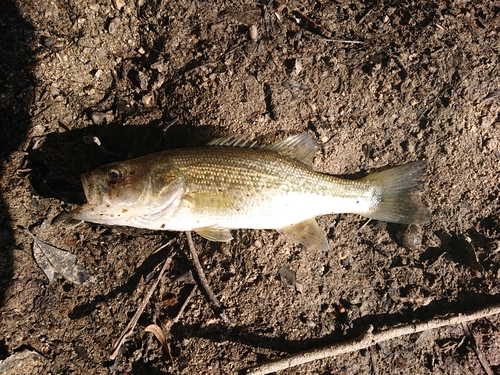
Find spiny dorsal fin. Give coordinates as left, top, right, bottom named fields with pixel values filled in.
left=208, top=133, right=318, bottom=166
left=207, top=134, right=259, bottom=148
left=263, top=134, right=317, bottom=166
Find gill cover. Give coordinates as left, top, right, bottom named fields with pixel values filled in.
left=129, top=163, right=186, bottom=224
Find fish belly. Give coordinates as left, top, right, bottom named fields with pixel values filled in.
left=157, top=186, right=374, bottom=231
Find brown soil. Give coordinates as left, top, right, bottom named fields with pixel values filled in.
left=1, top=0, right=500, bottom=374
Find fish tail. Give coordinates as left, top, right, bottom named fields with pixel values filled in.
left=362, top=161, right=431, bottom=224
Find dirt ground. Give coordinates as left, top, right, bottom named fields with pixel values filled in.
left=1, top=0, right=500, bottom=374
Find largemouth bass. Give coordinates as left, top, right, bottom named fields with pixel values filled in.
left=71, top=134, right=430, bottom=251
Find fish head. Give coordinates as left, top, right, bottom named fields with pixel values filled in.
left=71, top=156, right=185, bottom=226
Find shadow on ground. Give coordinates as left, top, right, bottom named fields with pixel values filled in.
left=0, top=1, right=35, bottom=307
left=171, top=292, right=500, bottom=370
left=27, top=123, right=218, bottom=204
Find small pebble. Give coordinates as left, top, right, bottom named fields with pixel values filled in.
left=396, top=224, right=422, bottom=251
left=108, top=18, right=120, bottom=34
left=91, top=111, right=114, bottom=125
left=294, top=59, right=303, bottom=75
left=485, top=138, right=498, bottom=151
left=141, top=92, right=155, bottom=107
left=42, top=36, right=55, bottom=48
left=113, top=0, right=125, bottom=10
left=249, top=25, right=258, bottom=41
left=136, top=71, right=148, bottom=90
left=151, top=57, right=168, bottom=72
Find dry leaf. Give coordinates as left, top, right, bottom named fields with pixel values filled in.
left=145, top=324, right=168, bottom=346
left=145, top=324, right=174, bottom=363
left=279, top=266, right=296, bottom=288
left=161, top=292, right=178, bottom=308
left=26, top=230, right=90, bottom=285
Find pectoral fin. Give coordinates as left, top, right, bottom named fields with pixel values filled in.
left=279, top=218, right=329, bottom=252
left=195, top=227, right=233, bottom=242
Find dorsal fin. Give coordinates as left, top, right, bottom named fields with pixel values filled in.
left=208, top=133, right=318, bottom=166
left=207, top=134, right=259, bottom=148
left=263, top=134, right=317, bottom=166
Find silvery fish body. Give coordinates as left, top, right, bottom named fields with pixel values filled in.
left=71, top=134, right=430, bottom=251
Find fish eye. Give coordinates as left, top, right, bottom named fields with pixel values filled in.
left=107, top=168, right=123, bottom=180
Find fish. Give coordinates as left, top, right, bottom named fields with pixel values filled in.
left=71, top=134, right=431, bottom=251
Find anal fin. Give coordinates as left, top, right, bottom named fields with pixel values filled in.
left=279, top=218, right=329, bottom=252
left=195, top=227, right=233, bottom=242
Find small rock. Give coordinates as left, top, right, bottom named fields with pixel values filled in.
left=396, top=224, right=422, bottom=251
left=91, top=111, right=114, bottom=125
left=0, top=350, right=49, bottom=374
left=113, top=0, right=125, bottom=10
left=141, top=92, right=155, bottom=107
left=41, top=36, right=55, bottom=48
left=294, top=59, right=303, bottom=75
left=151, top=57, right=168, bottom=72
left=137, top=71, right=149, bottom=90
left=30, top=124, right=46, bottom=137
left=130, top=70, right=149, bottom=90
left=249, top=25, right=259, bottom=41
left=485, top=137, right=498, bottom=151
left=108, top=18, right=120, bottom=34
left=295, top=281, right=304, bottom=294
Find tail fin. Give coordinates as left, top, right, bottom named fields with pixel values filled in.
left=362, top=161, right=431, bottom=224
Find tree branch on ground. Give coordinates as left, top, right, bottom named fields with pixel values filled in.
left=110, top=242, right=175, bottom=360
left=240, top=303, right=500, bottom=375
left=186, top=231, right=231, bottom=325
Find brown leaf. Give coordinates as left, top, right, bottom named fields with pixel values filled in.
left=26, top=230, right=90, bottom=285
left=145, top=324, right=174, bottom=363
left=161, top=292, right=178, bottom=308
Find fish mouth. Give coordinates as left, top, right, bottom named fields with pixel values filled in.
left=70, top=173, right=109, bottom=221
left=80, top=172, right=109, bottom=205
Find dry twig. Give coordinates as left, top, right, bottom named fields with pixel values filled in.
left=186, top=231, right=231, bottom=325
left=110, top=244, right=175, bottom=360
left=241, top=303, right=500, bottom=375
left=461, top=322, right=494, bottom=375
left=321, top=38, right=365, bottom=44
left=173, top=284, right=198, bottom=323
